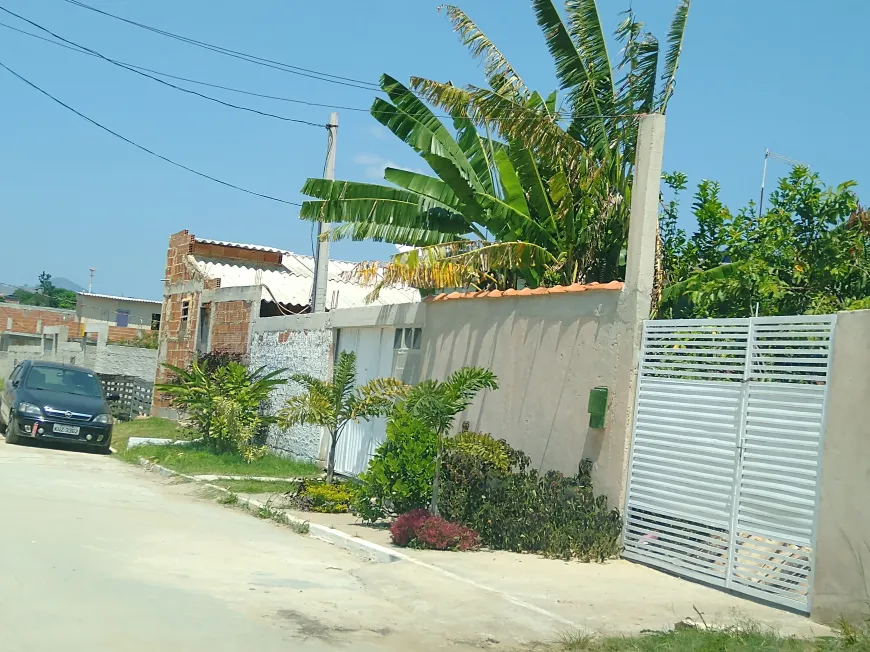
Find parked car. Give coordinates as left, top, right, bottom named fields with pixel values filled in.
left=0, top=361, right=119, bottom=453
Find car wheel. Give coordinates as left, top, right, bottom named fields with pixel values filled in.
left=5, top=411, right=19, bottom=445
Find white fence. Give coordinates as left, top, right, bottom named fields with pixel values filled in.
left=623, top=315, right=836, bottom=612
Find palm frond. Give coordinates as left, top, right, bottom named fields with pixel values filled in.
left=350, top=378, right=410, bottom=421
left=289, top=373, right=330, bottom=397
left=440, top=5, right=529, bottom=100
left=531, top=0, right=609, bottom=157
left=445, top=366, right=499, bottom=410
left=331, top=351, right=358, bottom=414
left=614, top=10, right=659, bottom=116
left=346, top=240, right=559, bottom=301
left=565, top=0, right=616, bottom=132
left=277, top=392, right=334, bottom=430
left=657, top=0, right=691, bottom=113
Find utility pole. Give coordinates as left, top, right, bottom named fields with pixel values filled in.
left=88, top=268, right=95, bottom=293
left=311, top=112, right=337, bottom=313
left=758, top=149, right=806, bottom=218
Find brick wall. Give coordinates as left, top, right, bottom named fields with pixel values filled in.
left=0, top=304, right=77, bottom=334
left=165, top=229, right=197, bottom=284
left=210, top=300, right=252, bottom=355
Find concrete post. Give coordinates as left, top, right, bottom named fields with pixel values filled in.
left=606, top=113, right=666, bottom=509
left=623, top=113, right=666, bottom=310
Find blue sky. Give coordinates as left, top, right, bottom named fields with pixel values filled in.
left=0, top=0, right=866, bottom=300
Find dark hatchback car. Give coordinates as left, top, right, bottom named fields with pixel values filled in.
left=0, top=361, right=118, bottom=453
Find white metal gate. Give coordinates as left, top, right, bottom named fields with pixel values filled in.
left=622, top=315, right=836, bottom=612
left=332, top=327, right=394, bottom=477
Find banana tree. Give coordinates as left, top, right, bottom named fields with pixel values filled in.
left=299, top=0, right=692, bottom=296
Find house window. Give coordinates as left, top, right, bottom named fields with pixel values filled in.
left=393, top=328, right=422, bottom=350
left=181, top=300, right=190, bottom=332
left=115, top=309, right=130, bottom=328
left=151, top=312, right=161, bottom=331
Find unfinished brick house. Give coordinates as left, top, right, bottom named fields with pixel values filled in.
left=153, top=230, right=419, bottom=412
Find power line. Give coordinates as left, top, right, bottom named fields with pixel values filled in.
left=0, top=6, right=327, bottom=128
left=0, top=20, right=643, bottom=124
left=0, top=20, right=381, bottom=115
left=0, top=60, right=302, bottom=206
left=61, top=0, right=382, bottom=91
left=51, top=1, right=646, bottom=123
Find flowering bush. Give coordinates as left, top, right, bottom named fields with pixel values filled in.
left=390, top=509, right=479, bottom=551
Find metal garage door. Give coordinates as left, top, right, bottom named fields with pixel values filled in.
left=622, top=315, right=836, bottom=612
left=332, top=327, right=394, bottom=477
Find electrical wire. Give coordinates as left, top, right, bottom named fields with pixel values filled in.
left=47, top=2, right=646, bottom=122
left=0, top=20, right=381, bottom=115
left=61, top=0, right=382, bottom=91
left=0, top=18, right=644, bottom=123
left=0, top=60, right=302, bottom=206
left=0, top=6, right=327, bottom=128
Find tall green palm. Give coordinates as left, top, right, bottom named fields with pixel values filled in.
left=277, top=351, right=408, bottom=482
left=403, top=367, right=499, bottom=515
left=300, top=0, right=691, bottom=296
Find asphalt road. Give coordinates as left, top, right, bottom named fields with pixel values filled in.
left=0, top=440, right=555, bottom=651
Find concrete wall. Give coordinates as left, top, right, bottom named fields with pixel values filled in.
left=77, top=295, right=160, bottom=330
left=812, top=309, right=870, bottom=623
left=250, top=326, right=332, bottom=462
left=420, top=287, right=634, bottom=505
left=91, top=344, right=158, bottom=383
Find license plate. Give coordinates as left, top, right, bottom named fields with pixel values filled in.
left=53, top=424, right=80, bottom=435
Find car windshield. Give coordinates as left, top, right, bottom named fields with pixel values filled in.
left=25, top=367, right=103, bottom=398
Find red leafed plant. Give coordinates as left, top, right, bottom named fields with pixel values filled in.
left=390, top=509, right=480, bottom=551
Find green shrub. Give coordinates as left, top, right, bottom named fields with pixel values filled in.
left=447, top=430, right=510, bottom=472
left=156, top=361, right=286, bottom=461
left=353, top=408, right=437, bottom=522
left=440, top=446, right=622, bottom=562
left=304, top=482, right=356, bottom=513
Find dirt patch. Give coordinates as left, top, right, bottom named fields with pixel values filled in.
left=275, top=609, right=392, bottom=641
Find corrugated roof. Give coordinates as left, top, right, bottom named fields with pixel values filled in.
left=196, top=239, right=290, bottom=255
left=424, top=281, right=623, bottom=302
left=190, top=252, right=420, bottom=309
left=77, top=292, right=162, bottom=305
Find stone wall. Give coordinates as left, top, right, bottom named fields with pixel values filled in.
left=91, top=344, right=158, bottom=383
left=249, top=328, right=331, bottom=462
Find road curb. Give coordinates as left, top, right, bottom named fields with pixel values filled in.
left=137, top=458, right=402, bottom=564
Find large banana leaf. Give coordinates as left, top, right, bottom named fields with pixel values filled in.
left=383, top=168, right=461, bottom=209
left=300, top=179, right=468, bottom=239
left=329, top=222, right=458, bottom=247
left=378, top=75, right=483, bottom=191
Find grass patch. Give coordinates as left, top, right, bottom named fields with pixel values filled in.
left=542, top=625, right=865, bottom=652
left=214, top=479, right=302, bottom=494
left=120, top=441, right=319, bottom=478
left=112, top=417, right=188, bottom=453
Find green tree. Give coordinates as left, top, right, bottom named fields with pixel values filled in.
left=402, top=367, right=498, bottom=515
left=14, top=272, right=77, bottom=309
left=659, top=168, right=870, bottom=317
left=300, top=1, right=691, bottom=297
left=277, top=351, right=408, bottom=483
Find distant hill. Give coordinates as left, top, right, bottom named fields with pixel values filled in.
left=52, top=277, right=86, bottom=293
left=0, top=283, right=18, bottom=296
